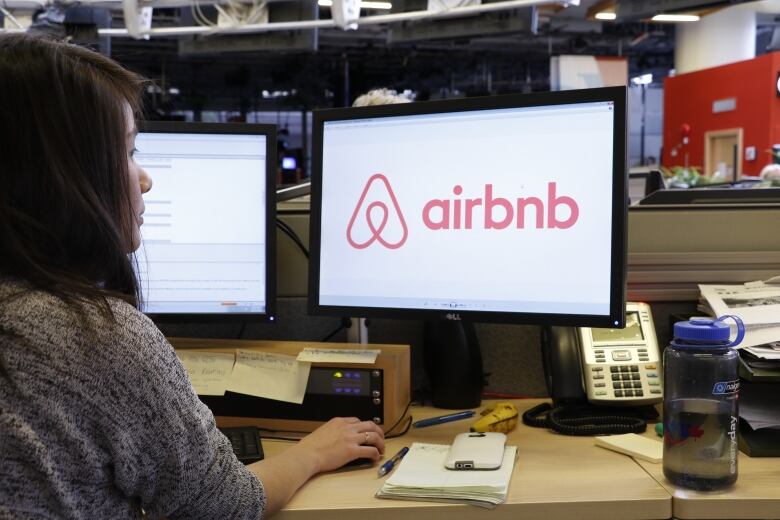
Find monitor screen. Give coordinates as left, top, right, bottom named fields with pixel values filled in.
left=282, top=156, right=297, bottom=170
left=309, top=87, right=627, bottom=328
left=134, top=122, right=276, bottom=321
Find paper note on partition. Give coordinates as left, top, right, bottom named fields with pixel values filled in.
left=296, top=348, right=380, bottom=364
left=176, top=351, right=235, bottom=396
left=227, top=350, right=311, bottom=404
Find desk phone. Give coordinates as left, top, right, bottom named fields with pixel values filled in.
left=545, top=302, right=662, bottom=407
left=580, top=302, right=662, bottom=405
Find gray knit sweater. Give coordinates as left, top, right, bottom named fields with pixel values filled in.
left=0, top=279, right=266, bottom=519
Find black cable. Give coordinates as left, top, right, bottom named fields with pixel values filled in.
left=522, top=402, right=647, bottom=436
left=385, top=416, right=413, bottom=439
left=235, top=321, right=248, bottom=340
left=384, top=399, right=413, bottom=439
left=321, top=317, right=352, bottom=342
left=276, top=218, right=309, bottom=259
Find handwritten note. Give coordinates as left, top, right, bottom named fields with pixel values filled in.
left=296, top=348, right=380, bottom=364
left=176, top=351, right=235, bottom=396
left=226, top=350, right=311, bottom=404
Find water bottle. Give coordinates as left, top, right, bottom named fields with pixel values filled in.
left=663, top=315, right=744, bottom=491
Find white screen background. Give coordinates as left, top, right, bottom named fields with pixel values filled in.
left=134, top=132, right=268, bottom=315
left=318, top=102, right=618, bottom=316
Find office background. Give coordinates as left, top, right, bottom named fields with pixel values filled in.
left=8, top=0, right=777, bottom=398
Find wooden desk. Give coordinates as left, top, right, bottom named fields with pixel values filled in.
left=266, top=399, right=671, bottom=520
left=635, top=430, right=780, bottom=519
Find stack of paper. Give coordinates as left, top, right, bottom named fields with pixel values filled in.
left=698, top=279, right=780, bottom=359
left=375, top=443, right=517, bottom=509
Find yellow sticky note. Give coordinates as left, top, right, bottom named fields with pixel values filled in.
left=226, top=350, right=311, bottom=404
left=595, top=434, right=663, bottom=463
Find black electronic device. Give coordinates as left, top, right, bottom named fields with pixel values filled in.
left=218, top=426, right=264, bottom=465
left=171, top=338, right=410, bottom=435
left=201, top=366, right=385, bottom=426
left=308, top=87, right=628, bottom=408
left=135, top=122, right=277, bottom=323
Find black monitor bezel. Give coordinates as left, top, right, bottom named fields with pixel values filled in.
left=137, top=121, right=277, bottom=324
left=308, top=87, right=627, bottom=328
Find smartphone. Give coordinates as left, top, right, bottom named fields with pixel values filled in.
left=445, top=432, right=506, bottom=470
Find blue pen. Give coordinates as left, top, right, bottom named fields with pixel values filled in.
left=378, top=446, right=409, bottom=477
left=412, top=410, right=475, bottom=428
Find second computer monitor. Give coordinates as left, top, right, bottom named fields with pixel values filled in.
left=135, top=122, right=276, bottom=322
left=309, top=87, right=627, bottom=328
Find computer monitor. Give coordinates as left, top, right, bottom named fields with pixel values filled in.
left=310, top=87, right=626, bottom=326
left=309, top=87, right=627, bottom=407
left=134, top=122, right=276, bottom=322
left=628, top=170, right=664, bottom=205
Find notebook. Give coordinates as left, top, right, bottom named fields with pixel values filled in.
left=375, top=442, right=517, bottom=509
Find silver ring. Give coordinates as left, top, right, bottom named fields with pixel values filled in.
left=364, top=431, right=370, bottom=445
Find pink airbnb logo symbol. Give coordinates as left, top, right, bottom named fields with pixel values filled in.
left=347, top=173, right=409, bottom=249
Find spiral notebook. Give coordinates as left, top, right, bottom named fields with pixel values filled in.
left=375, top=442, right=517, bottom=509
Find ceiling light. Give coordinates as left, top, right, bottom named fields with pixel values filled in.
left=317, top=0, right=393, bottom=9
left=651, top=13, right=700, bottom=22
left=631, top=73, right=653, bottom=86
left=595, top=12, right=616, bottom=20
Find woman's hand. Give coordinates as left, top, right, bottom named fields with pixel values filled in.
left=250, top=418, right=386, bottom=514
left=294, top=417, right=386, bottom=474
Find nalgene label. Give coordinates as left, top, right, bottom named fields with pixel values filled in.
left=713, top=380, right=740, bottom=395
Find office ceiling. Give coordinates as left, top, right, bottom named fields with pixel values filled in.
left=23, top=0, right=776, bottom=113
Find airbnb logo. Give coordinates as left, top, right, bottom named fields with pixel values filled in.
left=346, top=177, right=580, bottom=250
left=346, top=173, right=409, bottom=249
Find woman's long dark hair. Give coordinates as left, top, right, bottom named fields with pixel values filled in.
left=0, top=34, right=145, bottom=316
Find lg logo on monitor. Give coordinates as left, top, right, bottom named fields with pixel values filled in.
left=346, top=173, right=582, bottom=250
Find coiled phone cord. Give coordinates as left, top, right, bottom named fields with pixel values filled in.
left=522, top=402, right=647, bottom=436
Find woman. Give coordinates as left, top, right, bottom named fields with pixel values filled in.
left=0, top=34, right=384, bottom=518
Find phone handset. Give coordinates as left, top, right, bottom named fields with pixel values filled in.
left=541, top=325, right=588, bottom=406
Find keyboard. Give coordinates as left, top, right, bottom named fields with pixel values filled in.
left=219, top=426, right=264, bottom=465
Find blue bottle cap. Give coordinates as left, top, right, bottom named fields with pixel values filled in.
left=672, top=315, right=745, bottom=348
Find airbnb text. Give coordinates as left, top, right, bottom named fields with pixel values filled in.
left=422, top=182, right=580, bottom=230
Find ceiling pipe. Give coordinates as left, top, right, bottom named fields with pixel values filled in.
left=90, top=0, right=577, bottom=38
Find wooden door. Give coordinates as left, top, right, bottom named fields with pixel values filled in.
left=705, top=128, right=743, bottom=181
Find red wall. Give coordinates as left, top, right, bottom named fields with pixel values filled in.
left=772, top=53, right=780, bottom=159
left=663, top=52, right=780, bottom=177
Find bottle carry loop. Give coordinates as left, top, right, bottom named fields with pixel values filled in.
left=670, top=315, right=745, bottom=349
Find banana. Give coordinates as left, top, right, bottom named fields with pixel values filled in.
left=469, top=401, right=519, bottom=433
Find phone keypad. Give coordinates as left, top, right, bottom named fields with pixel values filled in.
left=588, top=363, right=662, bottom=402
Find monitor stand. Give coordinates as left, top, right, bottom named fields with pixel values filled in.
left=346, top=317, right=369, bottom=344
left=423, top=321, right=484, bottom=409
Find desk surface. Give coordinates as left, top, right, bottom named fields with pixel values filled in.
left=636, top=438, right=780, bottom=519
left=264, top=399, right=671, bottom=520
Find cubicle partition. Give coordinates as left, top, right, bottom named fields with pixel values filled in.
left=158, top=198, right=780, bottom=400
